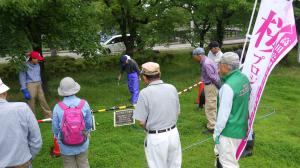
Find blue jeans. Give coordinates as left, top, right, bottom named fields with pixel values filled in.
left=127, top=72, right=139, bottom=104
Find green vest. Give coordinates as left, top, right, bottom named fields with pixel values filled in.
left=218, top=69, right=250, bottom=139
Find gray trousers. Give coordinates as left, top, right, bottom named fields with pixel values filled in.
left=61, top=151, right=90, bottom=168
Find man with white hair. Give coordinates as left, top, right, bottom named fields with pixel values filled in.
left=192, top=47, right=221, bottom=134
left=0, top=78, right=42, bottom=168
left=213, top=52, right=250, bottom=168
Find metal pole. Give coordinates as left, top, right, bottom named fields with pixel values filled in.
left=239, top=0, right=259, bottom=68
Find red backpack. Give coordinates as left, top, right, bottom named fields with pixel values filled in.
left=59, top=100, right=87, bottom=146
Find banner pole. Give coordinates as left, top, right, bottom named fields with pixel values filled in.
left=239, top=0, right=259, bottom=68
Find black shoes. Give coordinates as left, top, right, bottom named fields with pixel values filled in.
left=202, top=128, right=214, bottom=134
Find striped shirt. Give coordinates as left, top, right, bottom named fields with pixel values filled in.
left=200, top=56, right=221, bottom=89
left=19, top=62, right=42, bottom=90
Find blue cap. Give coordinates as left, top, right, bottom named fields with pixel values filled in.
left=192, top=47, right=205, bottom=56
left=120, top=55, right=128, bottom=64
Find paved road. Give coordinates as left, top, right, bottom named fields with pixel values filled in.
left=153, top=38, right=245, bottom=51
left=0, top=38, right=245, bottom=63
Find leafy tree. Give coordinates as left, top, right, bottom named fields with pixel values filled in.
left=101, top=0, right=151, bottom=56
left=170, top=0, right=216, bottom=47
left=100, top=0, right=189, bottom=55
left=0, top=0, right=102, bottom=92
left=170, top=0, right=252, bottom=47
left=0, top=0, right=101, bottom=62
left=212, top=0, right=252, bottom=47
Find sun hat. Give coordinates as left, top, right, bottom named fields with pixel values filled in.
left=0, top=78, right=10, bottom=94
left=141, top=62, right=160, bottom=75
left=58, top=77, right=80, bottom=96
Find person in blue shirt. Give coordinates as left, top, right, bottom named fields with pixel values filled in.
left=19, top=51, right=52, bottom=118
left=0, top=78, right=42, bottom=168
left=52, top=77, right=92, bottom=168
left=118, top=55, right=140, bottom=105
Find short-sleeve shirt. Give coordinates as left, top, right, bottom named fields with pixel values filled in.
left=120, top=59, right=140, bottom=75
left=133, top=80, right=180, bottom=130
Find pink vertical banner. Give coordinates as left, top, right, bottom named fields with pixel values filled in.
left=237, top=0, right=298, bottom=160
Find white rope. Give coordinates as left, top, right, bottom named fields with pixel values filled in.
left=182, top=110, right=276, bottom=152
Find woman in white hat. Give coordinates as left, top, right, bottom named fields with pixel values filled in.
left=52, top=77, right=92, bottom=168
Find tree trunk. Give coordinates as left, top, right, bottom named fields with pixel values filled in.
left=50, top=48, right=57, bottom=57
left=216, top=18, right=225, bottom=47
left=199, top=32, right=205, bottom=47
left=125, top=36, right=135, bottom=56
left=28, top=24, right=49, bottom=94
left=119, top=5, right=131, bottom=56
left=49, top=42, right=57, bottom=56
left=126, top=17, right=137, bottom=56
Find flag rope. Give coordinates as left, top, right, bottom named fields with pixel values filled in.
left=38, top=81, right=202, bottom=123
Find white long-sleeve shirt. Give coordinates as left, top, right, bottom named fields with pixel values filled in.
left=0, top=99, right=42, bottom=167
left=214, top=84, right=234, bottom=137
left=207, top=50, right=223, bottom=63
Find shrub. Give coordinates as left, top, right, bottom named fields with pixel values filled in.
left=0, top=51, right=176, bottom=81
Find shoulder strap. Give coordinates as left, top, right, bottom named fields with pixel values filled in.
left=76, top=99, right=86, bottom=109
left=58, top=101, right=69, bottom=110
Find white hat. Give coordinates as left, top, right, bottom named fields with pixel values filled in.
left=58, top=77, right=80, bottom=96
left=0, top=78, right=9, bottom=94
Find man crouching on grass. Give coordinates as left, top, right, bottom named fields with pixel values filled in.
left=214, top=52, right=250, bottom=168
left=133, top=62, right=182, bottom=168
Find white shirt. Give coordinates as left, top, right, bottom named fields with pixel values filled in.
left=214, top=84, right=233, bottom=137
left=208, top=50, right=223, bottom=63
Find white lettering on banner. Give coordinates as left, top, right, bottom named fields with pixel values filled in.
left=236, top=0, right=298, bottom=160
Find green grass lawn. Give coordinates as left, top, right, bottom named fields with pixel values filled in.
left=2, top=49, right=300, bottom=168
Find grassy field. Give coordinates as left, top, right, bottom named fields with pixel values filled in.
left=2, top=49, right=300, bottom=168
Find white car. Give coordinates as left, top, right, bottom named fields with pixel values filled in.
left=100, top=34, right=130, bottom=54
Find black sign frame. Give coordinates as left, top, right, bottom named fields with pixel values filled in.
left=114, top=109, right=135, bottom=127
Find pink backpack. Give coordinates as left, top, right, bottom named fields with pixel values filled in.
left=59, top=100, right=87, bottom=146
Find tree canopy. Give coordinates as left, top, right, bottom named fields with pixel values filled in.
left=1, top=0, right=297, bottom=62
left=0, top=0, right=101, bottom=61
